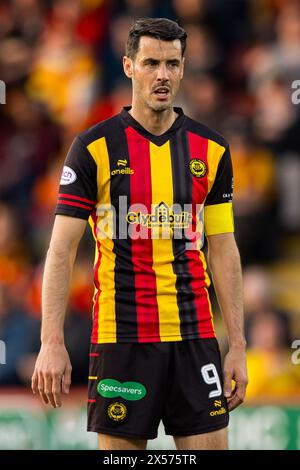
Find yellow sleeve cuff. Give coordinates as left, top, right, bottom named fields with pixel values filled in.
left=204, top=202, right=234, bottom=236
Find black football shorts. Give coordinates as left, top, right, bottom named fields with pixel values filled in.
left=87, top=338, right=229, bottom=439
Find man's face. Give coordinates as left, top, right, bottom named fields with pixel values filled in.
left=123, top=36, right=184, bottom=112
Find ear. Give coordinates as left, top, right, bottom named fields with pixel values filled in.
left=123, top=56, right=133, bottom=79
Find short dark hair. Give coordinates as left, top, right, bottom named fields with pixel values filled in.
left=126, top=17, right=187, bottom=60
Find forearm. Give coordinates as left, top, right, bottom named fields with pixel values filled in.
left=41, top=244, right=76, bottom=345
left=208, top=240, right=246, bottom=348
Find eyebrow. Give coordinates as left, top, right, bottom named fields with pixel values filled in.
left=142, top=58, right=181, bottom=64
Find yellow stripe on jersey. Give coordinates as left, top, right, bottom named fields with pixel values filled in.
left=195, top=208, right=204, bottom=251
left=149, top=141, right=182, bottom=341
left=88, top=137, right=116, bottom=343
left=206, top=140, right=225, bottom=193
left=199, top=250, right=215, bottom=335
left=204, top=202, right=234, bottom=236
left=199, top=250, right=211, bottom=288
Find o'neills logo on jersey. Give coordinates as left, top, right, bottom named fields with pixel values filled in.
left=111, top=159, right=134, bottom=175
left=126, top=201, right=192, bottom=229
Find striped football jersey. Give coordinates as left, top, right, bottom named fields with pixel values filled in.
left=56, top=107, right=234, bottom=343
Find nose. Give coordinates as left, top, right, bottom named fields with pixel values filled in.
left=156, top=62, right=169, bottom=82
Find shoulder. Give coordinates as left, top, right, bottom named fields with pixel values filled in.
left=77, top=114, right=122, bottom=147
left=184, top=115, right=229, bottom=150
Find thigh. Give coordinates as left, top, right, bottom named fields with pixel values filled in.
left=87, top=342, right=169, bottom=440
left=174, top=427, right=228, bottom=450
left=163, top=338, right=229, bottom=437
left=98, top=433, right=147, bottom=450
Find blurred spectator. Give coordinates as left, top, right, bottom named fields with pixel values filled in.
left=115, top=0, right=156, bottom=18
left=243, top=265, right=289, bottom=333
left=0, top=283, right=40, bottom=385
left=246, top=1, right=300, bottom=88
left=76, top=0, right=110, bottom=47
left=0, top=85, right=61, bottom=212
left=182, top=72, right=225, bottom=131
left=243, top=265, right=274, bottom=317
left=251, top=77, right=300, bottom=233
left=252, top=77, right=299, bottom=148
left=0, top=202, right=30, bottom=290
left=225, top=121, right=277, bottom=265
left=246, top=310, right=300, bottom=399
left=184, top=24, right=222, bottom=75
left=85, top=81, right=132, bottom=126
left=243, top=265, right=300, bottom=399
left=172, top=0, right=207, bottom=25
left=101, top=15, right=133, bottom=93
left=26, top=0, right=97, bottom=132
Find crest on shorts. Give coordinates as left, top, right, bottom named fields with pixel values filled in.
left=189, top=159, right=207, bottom=178
left=107, top=402, right=127, bottom=422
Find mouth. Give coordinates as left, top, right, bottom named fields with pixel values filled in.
left=153, top=87, right=170, bottom=100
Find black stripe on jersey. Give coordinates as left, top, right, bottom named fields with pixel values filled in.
left=55, top=137, right=97, bottom=221
left=105, top=121, right=138, bottom=341
left=171, top=127, right=200, bottom=339
left=205, top=146, right=233, bottom=206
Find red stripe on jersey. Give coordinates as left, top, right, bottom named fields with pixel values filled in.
left=186, top=132, right=214, bottom=338
left=58, top=193, right=96, bottom=205
left=91, top=210, right=102, bottom=343
left=89, top=353, right=99, bottom=357
left=126, top=126, right=160, bottom=342
left=57, top=199, right=93, bottom=211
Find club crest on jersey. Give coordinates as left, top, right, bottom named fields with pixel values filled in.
left=107, top=402, right=127, bottom=422
left=60, top=166, right=77, bottom=185
left=189, top=159, right=207, bottom=178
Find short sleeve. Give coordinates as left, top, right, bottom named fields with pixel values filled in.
left=55, top=137, right=97, bottom=220
left=204, top=146, right=234, bottom=236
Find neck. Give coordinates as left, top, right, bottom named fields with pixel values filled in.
left=129, top=101, right=177, bottom=136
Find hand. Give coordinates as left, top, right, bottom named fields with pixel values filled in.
left=31, top=342, right=72, bottom=408
left=223, top=346, right=248, bottom=411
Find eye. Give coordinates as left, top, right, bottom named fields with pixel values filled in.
left=168, top=61, right=180, bottom=68
left=145, top=59, right=158, bottom=67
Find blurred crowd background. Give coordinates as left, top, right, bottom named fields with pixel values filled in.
left=0, top=0, right=300, bottom=402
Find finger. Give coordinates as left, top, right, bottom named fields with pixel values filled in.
left=228, top=394, right=243, bottom=412
left=62, top=365, right=72, bottom=394
left=236, top=380, right=247, bottom=403
left=223, top=370, right=234, bottom=399
left=38, top=372, right=49, bottom=405
left=226, top=385, right=237, bottom=401
left=44, top=372, right=56, bottom=408
left=227, top=381, right=247, bottom=411
left=52, top=373, right=62, bottom=408
left=31, top=371, right=38, bottom=395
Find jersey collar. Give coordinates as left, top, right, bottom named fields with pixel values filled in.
left=120, top=106, right=186, bottom=146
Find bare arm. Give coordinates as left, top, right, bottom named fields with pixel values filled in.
left=31, top=215, right=87, bottom=408
left=207, top=232, right=248, bottom=411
